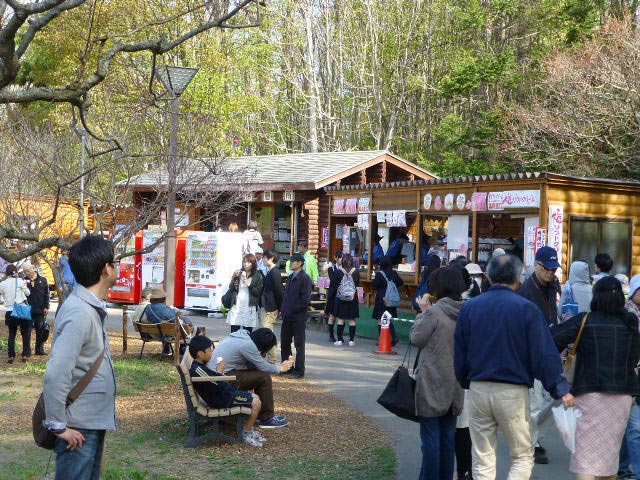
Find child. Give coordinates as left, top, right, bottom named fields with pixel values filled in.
left=189, top=335, right=266, bottom=447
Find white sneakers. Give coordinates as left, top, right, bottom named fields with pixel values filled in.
left=243, top=429, right=266, bottom=447
left=334, top=340, right=343, bottom=346
left=348, top=341, right=355, bottom=347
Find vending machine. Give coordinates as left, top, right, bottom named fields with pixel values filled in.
left=140, top=228, right=187, bottom=308
left=184, top=231, right=244, bottom=311
left=107, top=232, right=142, bottom=304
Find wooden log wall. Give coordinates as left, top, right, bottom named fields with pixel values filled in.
left=547, top=187, right=640, bottom=276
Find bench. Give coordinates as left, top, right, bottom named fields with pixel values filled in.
left=176, top=353, right=251, bottom=448
left=132, top=319, right=193, bottom=360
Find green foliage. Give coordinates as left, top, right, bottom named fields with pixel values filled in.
left=112, top=358, right=176, bottom=396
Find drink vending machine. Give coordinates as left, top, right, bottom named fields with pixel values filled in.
left=184, top=231, right=244, bottom=311
left=140, top=228, right=187, bottom=308
left=107, top=232, right=142, bottom=304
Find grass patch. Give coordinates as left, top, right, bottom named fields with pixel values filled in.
left=112, top=358, right=176, bottom=396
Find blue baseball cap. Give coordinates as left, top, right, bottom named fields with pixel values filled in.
left=535, top=246, right=560, bottom=270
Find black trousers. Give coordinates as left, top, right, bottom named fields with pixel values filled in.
left=455, top=427, right=472, bottom=477
left=32, top=313, right=46, bottom=354
left=6, top=311, right=32, bottom=358
left=280, top=320, right=305, bottom=373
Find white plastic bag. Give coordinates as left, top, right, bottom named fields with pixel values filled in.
left=552, top=405, right=582, bottom=454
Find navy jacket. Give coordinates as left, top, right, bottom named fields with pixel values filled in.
left=454, top=285, right=570, bottom=400
left=190, top=360, right=237, bottom=408
left=280, top=270, right=312, bottom=323
left=517, top=273, right=560, bottom=326
left=261, top=266, right=284, bottom=313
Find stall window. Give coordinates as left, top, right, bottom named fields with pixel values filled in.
left=570, top=218, right=631, bottom=274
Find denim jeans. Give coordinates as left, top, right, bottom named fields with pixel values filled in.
left=54, top=429, right=105, bottom=480
left=625, top=403, right=640, bottom=478
left=419, top=411, right=456, bottom=480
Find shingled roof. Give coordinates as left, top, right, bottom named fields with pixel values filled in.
left=120, top=150, right=436, bottom=191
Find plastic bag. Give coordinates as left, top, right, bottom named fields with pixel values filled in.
left=552, top=405, right=582, bottom=454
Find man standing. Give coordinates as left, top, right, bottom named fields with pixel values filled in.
left=281, top=252, right=312, bottom=378
left=517, top=245, right=561, bottom=464
left=455, top=254, right=574, bottom=480
left=43, top=236, right=118, bottom=480
left=23, top=263, right=50, bottom=355
left=286, top=240, right=319, bottom=286
left=261, top=249, right=284, bottom=362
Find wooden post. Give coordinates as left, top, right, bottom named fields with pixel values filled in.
left=175, top=311, right=181, bottom=366
left=122, top=306, right=128, bottom=354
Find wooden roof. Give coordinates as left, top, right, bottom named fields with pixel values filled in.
left=121, top=150, right=437, bottom=192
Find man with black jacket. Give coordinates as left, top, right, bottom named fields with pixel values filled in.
left=261, top=250, right=284, bottom=361
left=23, top=264, right=50, bottom=355
left=280, top=252, right=312, bottom=378
left=517, top=245, right=562, bottom=465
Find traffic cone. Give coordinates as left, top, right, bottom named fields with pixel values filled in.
left=373, top=323, right=398, bottom=355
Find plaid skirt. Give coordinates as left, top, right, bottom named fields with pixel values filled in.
left=570, top=392, right=633, bottom=476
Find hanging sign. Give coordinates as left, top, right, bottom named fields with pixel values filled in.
left=471, top=192, right=488, bottom=212
left=376, top=211, right=386, bottom=222
left=357, top=198, right=371, bottom=213
left=487, top=192, right=505, bottom=211
left=333, top=199, right=345, bottom=215
left=262, top=191, right=273, bottom=202
left=283, top=190, right=295, bottom=201
left=534, top=227, right=547, bottom=254
left=321, top=227, right=329, bottom=249
left=548, top=205, right=564, bottom=264
left=357, top=214, right=369, bottom=230
left=345, top=198, right=358, bottom=215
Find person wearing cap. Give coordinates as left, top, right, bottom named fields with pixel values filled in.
left=619, top=274, right=640, bottom=479
left=455, top=254, right=573, bottom=479
left=144, top=287, right=192, bottom=355
left=131, top=286, right=154, bottom=324
left=517, top=245, right=562, bottom=465
left=280, top=252, right=312, bottom=378
left=255, top=246, right=269, bottom=277
left=242, top=220, right=264, bottom=256
left=464, top=263, right=485, bottom=293
left=285, top=240, right=319, bottom=285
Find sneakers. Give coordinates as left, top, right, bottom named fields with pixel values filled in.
left=289, top=370, right=304, bottom=379
left=257, top=415, right=289, bottom=429
left=243, top=429, right=264, bottom=447
left=334, top=340, right=343, bottom=346
left=534, top=446, right=549, bottom=464
left=348, top=341, right=355, bottom=347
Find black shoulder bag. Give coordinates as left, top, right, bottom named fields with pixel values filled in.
left=376, top=343, right=420, bottom=422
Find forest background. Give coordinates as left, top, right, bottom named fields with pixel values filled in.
left=1, top=0, right=640, bottom=261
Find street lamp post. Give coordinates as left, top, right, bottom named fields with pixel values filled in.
left=155, top=65, right=198, bottom=306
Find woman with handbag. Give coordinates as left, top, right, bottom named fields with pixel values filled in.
left=0, top=264, right=31, bottom=363
left=552, top=276, right=640, bottom=480
left=371, top=255, right=404, bottom=346
left=332, top=253, right=360, bottom=346
left=226, top=253, right=264, bottom=334
left=411, top=266, right=467, bottom=480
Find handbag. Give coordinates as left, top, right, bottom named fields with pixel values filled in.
left=221, top=281, right=238, bottom=309
left=377, top=343, right=419, bottom=422
left=33, top=340, right=106, bottom=449
left=12, top=278, right=32, bottom=321
left=563, top=313, right=589, bottom=385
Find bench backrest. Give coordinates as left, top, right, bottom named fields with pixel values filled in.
left=177, top=351, right=198, bottom=410
left=133, top=321, right=192, bottom=340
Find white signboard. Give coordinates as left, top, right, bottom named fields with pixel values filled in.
left=488, top=190, right=540, bottom=210
left=548, top=205, right=564, bottom=267
left=447, top=215, right=469, bottom=261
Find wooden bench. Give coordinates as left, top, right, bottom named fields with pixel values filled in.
left=176, top=354, right=251, bottom=448
left=132, top=319, right=193, bottom=360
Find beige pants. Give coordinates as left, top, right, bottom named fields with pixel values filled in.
left=468, top=381, right=535, bottom=480
left=262, top=309, right=279, bottom=362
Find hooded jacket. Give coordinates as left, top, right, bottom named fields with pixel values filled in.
left=411, top=296, right=465, bottom=417
left=208, top=329, right=281, bottom=375
left=557, top=261, right=592, bottom=318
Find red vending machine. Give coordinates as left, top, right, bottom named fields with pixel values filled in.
left=173, top=230, right=188, bottom=308
left=107, top=232, right=143, bottom=304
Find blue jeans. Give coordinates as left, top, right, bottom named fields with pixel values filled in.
left=419, top=412, right=456, bottom=480
left=625, top=403, right=640, bottom=478
left=54, top=429, right=105, bottom=480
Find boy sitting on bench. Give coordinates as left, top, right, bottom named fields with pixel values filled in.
left=189, top=335, right=266, bottom=447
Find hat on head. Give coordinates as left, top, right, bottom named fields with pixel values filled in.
left=297, top=240, right=308, bottom=248
left=255, top=246, right=263, bottom=254
left=465, top=263, right=483, bottom=275
left=290, top=252, right=305, bottom=263
left=141, top=286, right=154, bottom=298
left=535, top=246, right=560, bottom=269
left=150, top=287, right=167, bottom=300
left=492, top=248, right=506, bottom=257
left=615, top=274, right=630, bottom=295
left=628, top=274, right=640, bottom=298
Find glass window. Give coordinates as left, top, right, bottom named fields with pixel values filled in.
left=570, top=218, right=631, bottom=274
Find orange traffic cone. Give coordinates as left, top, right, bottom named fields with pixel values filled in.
left=373, top=323, right=398, bottom=355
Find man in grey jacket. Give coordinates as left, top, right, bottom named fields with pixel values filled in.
left=209, top=328, right=293, bottom=429
left=43, top=236, right=118, bottom=480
